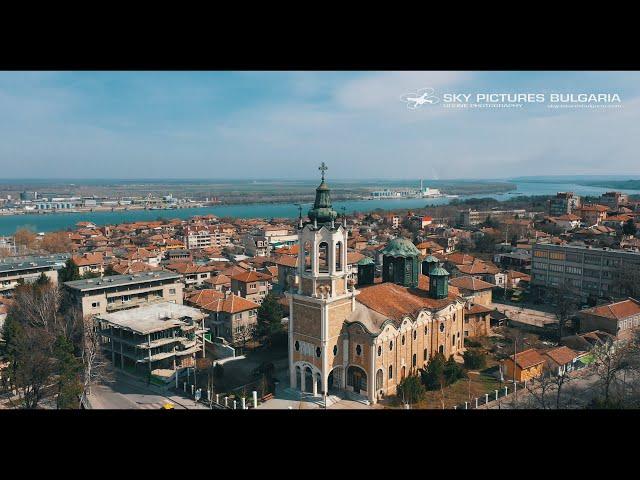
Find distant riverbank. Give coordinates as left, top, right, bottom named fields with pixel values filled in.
left=1, top=180, right=639, bottom=236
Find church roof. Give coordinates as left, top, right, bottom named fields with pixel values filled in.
left=381, top=237, right=421, bottom=257
left=353, top=282, right=459, bottom=328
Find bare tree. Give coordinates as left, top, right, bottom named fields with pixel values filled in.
left=550, top=284, right=580, bottom=341
left=77, top=310, right=113, bottom=403
left=590, top=337, right=637, bottom=407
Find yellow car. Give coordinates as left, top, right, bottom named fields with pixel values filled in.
left=161, top=402, right=175, bottom=410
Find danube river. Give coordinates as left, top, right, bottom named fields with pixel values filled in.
left=1, top=181, right=639, bottom=235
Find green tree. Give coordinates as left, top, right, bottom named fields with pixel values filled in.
left=463, top=349, right=487, bottom=370
left=623, top=218, right=637, bottom=236
left=58, top=259, right=81, bottom=282
left=444, top=355, right=466, bottom=384
left=397, top=375, right=426, bottom=404
left=421, top=353, right=446, bottom=391
left=53, top=336, right=82, bottom=409
left=35, top=272, right=51, bottom=287
left=103, top=264, right=117, bottom=276
left=257, top=293, right=284, bottom=339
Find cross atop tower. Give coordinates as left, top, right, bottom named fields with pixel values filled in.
left=319, top=162, right=328, bottom=181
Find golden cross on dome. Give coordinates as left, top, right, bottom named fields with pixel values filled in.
left=319, top=162, right=328, bottom=181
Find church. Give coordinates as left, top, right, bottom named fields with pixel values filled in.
left=286, top=164, right=466, bottom=405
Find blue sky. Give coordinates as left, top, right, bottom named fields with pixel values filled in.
left=0, top=71, right=638, bottom=180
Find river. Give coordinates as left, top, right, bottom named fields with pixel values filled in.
left=1, top=181, right=638, bottom=235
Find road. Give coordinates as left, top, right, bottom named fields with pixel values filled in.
left=86, top=371, right=209, bottom=410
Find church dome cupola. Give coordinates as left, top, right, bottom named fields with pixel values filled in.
left=381, top=237, right=420, bottom=288
left=422, top=254, right=439, bottom=276
left=308, top=162, right=338, bottom=226
left=429, top=265, right=450, bottom=299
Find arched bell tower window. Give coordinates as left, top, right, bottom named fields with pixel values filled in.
left=318, top=242, right=329, bottom=273
left=335, top=241, right=343, bottom=272
left=304, top=241, right=312, bottom=273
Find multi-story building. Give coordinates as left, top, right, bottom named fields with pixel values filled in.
left=95, top=302, right=207, bottom=382
left=531, top=243, right=640, bottom=300
left=600, top=191, right=629, bottom=210
left=182, top=226, right=230, bottom=250
left=64, top=271, right=183, bottom=316
left=185, top=289, right=261, bottom=345
left=549, top=192, right=581, bottom=216
left=459, top=209, right=527, bottom=227
left=230, top=270, right=272, bottom=304
left=0, top=256, right=61, bottom=294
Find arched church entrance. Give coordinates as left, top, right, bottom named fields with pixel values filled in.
left=347, top=365, right=367, bottom=394
left=328, top=366, right=343, bottom=392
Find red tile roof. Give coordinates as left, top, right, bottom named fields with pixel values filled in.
left=186, top=289, right=260, bottom=314
left=581, top=298, right=640, bottom=321
left=449, top=275, right=495, bottom=291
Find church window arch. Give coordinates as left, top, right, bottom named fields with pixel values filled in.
left=388, top=365, right=393, bottom=380
left=335, top=241, right=343, bottom=272
left=376, top=369, right=384, bottom=390
left=303, top=241, right=312, bottom=272
left=333, top=344, right=338, bottom=356
left=389, top=340, right=393, bottom=351
left=318, top=242, right=329, bottom=273
left=402, top=335, right=405, bottom=345
left=377, top=346, right=382, bottom=356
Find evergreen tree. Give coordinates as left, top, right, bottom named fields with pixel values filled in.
left=53, top=336, right=82, bottom=409
left=58, top=259, right=81, bottom=282
left=421, top=353, right=446, bottom=391
left=397, top=375, right=426, bottom=404
left=257, top=293, right=284, bottom=338
left=444, top=355, right=466, bottom=384
left=35, top=272, right=51, bottom=287
left=623, top=218, right=637, bottom=236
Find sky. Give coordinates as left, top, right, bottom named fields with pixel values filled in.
left=0, top=71, right=638, bottom=180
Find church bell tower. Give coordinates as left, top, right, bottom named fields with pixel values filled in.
left=287, top=162, right=358, bottom=399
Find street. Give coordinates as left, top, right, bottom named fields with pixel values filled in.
left=86, top=371, right=209, bottom=410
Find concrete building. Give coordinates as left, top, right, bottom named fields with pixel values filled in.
left=577, top=298, right=640, bottom=341
left=459, top=208, right=527, bottom=227
left=549, top=192, right=581, bottom=216
left=64, top=271, right=183, bottom=317
left=230, top=270, right=272, bottom=304
left=600, top=191, right=629, bottom=210
left=185, top=289, right=260, bottom=345
left=0, top=256, right=60, bottom=293
left=95, top=302, right=207, bottom=383
left=531, top=243, right=640, bottom=300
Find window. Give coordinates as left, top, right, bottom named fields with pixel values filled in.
left=169, top=288, right=176, bottom=295
left=423, top=348, right=428, bottom=361
left=295, top=341, right=300, bottom=351
left=388, top=365, right=393, bottom=380
left=424, top=326, right=428, bottom=335
left=318, top=242, right=329, bottom=273
left=438, top=345, right=444, bottom=354
left=333, top=345, right=338, bottom=356
left=315, top=347, right=321, bottom=358
left=356, top=344, right=362, bottom=356
left=377, top=346, right=381, bottom=357
left=439, top=323, right=445, bottom=333
left=402, top=335, right=405, bottom=345
left=464, top=331, right=469, bottom=337
left=413, top=330, right=417, bottom=340
left=389, top=341, right=393, bottom=351
left=412, top=354, right=416, bottom=367
left=91, top=302, right=100, bottom=308
left=335, top=241, right=343, bottom=272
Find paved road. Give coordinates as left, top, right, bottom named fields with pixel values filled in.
left=87, top=372, right=208, bottom=410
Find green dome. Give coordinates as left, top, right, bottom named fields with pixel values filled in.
left=381, top=238, right=421, bottom=258
left=357, top=256, right=375, bottom=266
left=308, top=174, right=337, bottom=225
left=424, top=255, right=439, bottom=263
left=430, top=266, right=450, bottom=277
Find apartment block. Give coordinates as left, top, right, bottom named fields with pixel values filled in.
left=0, top=256, right=63, bottom=293
left=531, top=243, right=640, bottom=300
left=459, top=208, right=527, bottom=226
left=64, top=270, right=183, bottom=316
left=549, top=192, right=581, bottom=216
